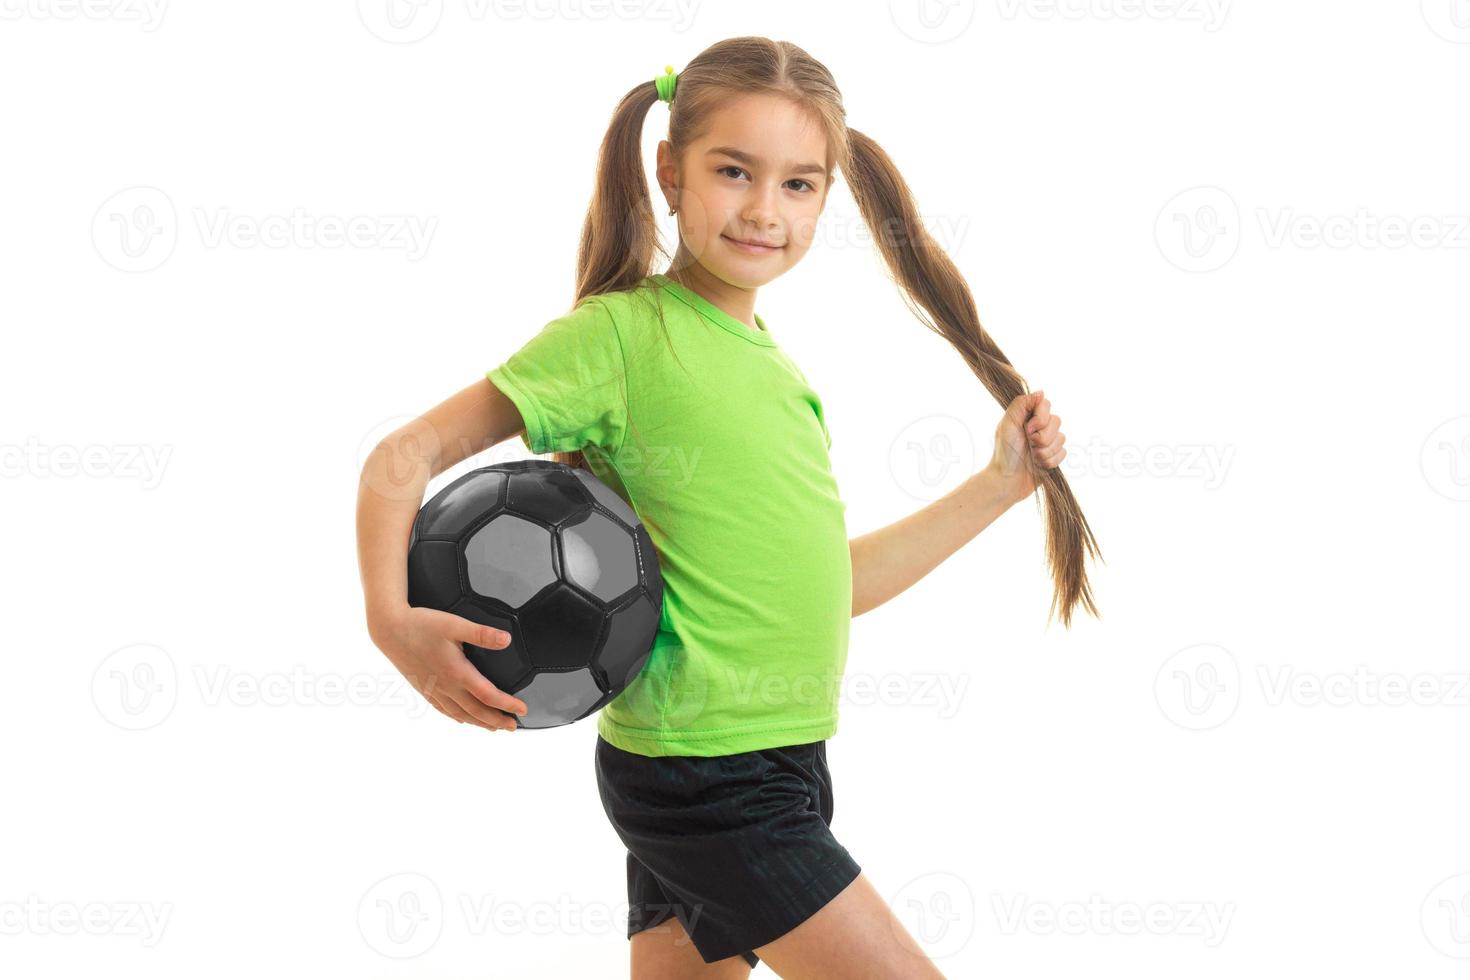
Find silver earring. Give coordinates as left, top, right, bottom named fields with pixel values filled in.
left=668, top=206, right=677, bottom=216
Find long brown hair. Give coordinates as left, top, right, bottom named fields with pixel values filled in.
left=552, top=36, right=1102, bottom=628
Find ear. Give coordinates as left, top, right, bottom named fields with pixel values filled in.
left=655, top=140, right=679, bottom=208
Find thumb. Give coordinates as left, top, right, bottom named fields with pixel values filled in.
left=1006, top=389, right=1044, bottom=425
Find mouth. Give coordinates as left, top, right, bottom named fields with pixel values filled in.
left=723, top=234, right=784, bottom=254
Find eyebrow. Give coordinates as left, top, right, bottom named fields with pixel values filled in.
left=706, top=146, right=827, bottom=177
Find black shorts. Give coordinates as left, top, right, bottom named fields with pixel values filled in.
left=594, top=734, right=862, bottom=968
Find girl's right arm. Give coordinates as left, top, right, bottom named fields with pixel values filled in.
left=356, top=377, right=531, bottom=732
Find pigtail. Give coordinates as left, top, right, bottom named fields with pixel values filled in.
left=549, top=80, right=672, bottom=475
left=845, top=127, right=1103, bottom=628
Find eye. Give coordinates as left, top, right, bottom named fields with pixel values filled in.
left=717, top=165, right=817, bottom=193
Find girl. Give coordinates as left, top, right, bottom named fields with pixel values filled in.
left=357, top=36, right=1099, bottom=979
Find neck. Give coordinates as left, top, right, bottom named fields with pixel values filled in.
left=662, top=253, right=760, bottom=331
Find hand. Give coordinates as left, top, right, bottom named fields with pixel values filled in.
left=369, top=605, right=528, bottom=732
left=987, top=389, right=1067, bottom=506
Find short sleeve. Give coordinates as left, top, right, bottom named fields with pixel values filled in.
left=487, top=297, right=628, bottom=455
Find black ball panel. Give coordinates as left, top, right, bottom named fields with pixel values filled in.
left=517, top=582, right=608, bottom=670
left=505, top=468, right=591, bottom=527
left=407, top=540, right=462, bottom=610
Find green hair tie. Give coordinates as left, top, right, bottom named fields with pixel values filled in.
left=655, top=64, right=678, bottom=104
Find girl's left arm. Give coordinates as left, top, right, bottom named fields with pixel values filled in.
left=849, top=391, right=1064, bottom=618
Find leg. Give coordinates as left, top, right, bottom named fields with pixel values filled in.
left=631, top=913, right=754, bottom=980
left=752, top=873, right=946, bottom=980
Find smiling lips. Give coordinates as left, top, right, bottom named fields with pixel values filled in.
left=724, top=234, right=783, bottom=253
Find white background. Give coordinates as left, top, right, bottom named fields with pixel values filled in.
left=3, top=1, right=1469, bottom=977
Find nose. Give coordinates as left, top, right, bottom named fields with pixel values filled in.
left=741, top=181, right=781, bottom=232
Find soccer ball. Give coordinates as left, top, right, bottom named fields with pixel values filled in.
left=406, top=459, right=663, bottom=729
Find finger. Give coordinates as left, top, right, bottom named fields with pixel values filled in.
left=1026, top=401, right=1052, bottom=435
left=1031, top=431, right=1066, bottom=461
left=451, top=689, right=517, bottom=731
left=433, top=694, right=488, bottom=730
left=425, top=608, right=513, bottom=650
left=460, top=670, right=530, bottom=718
left=1034, top=439, right=1068, bottom=468
left=1030, top=415, right=1061, bottom=445
left=1006, top=387, right=1043, bottom=422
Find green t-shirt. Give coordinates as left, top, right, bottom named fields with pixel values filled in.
left=486, top=274, right=851, bottom=757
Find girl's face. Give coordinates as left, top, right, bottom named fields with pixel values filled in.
left=658, top=93, right=832, bottom=289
